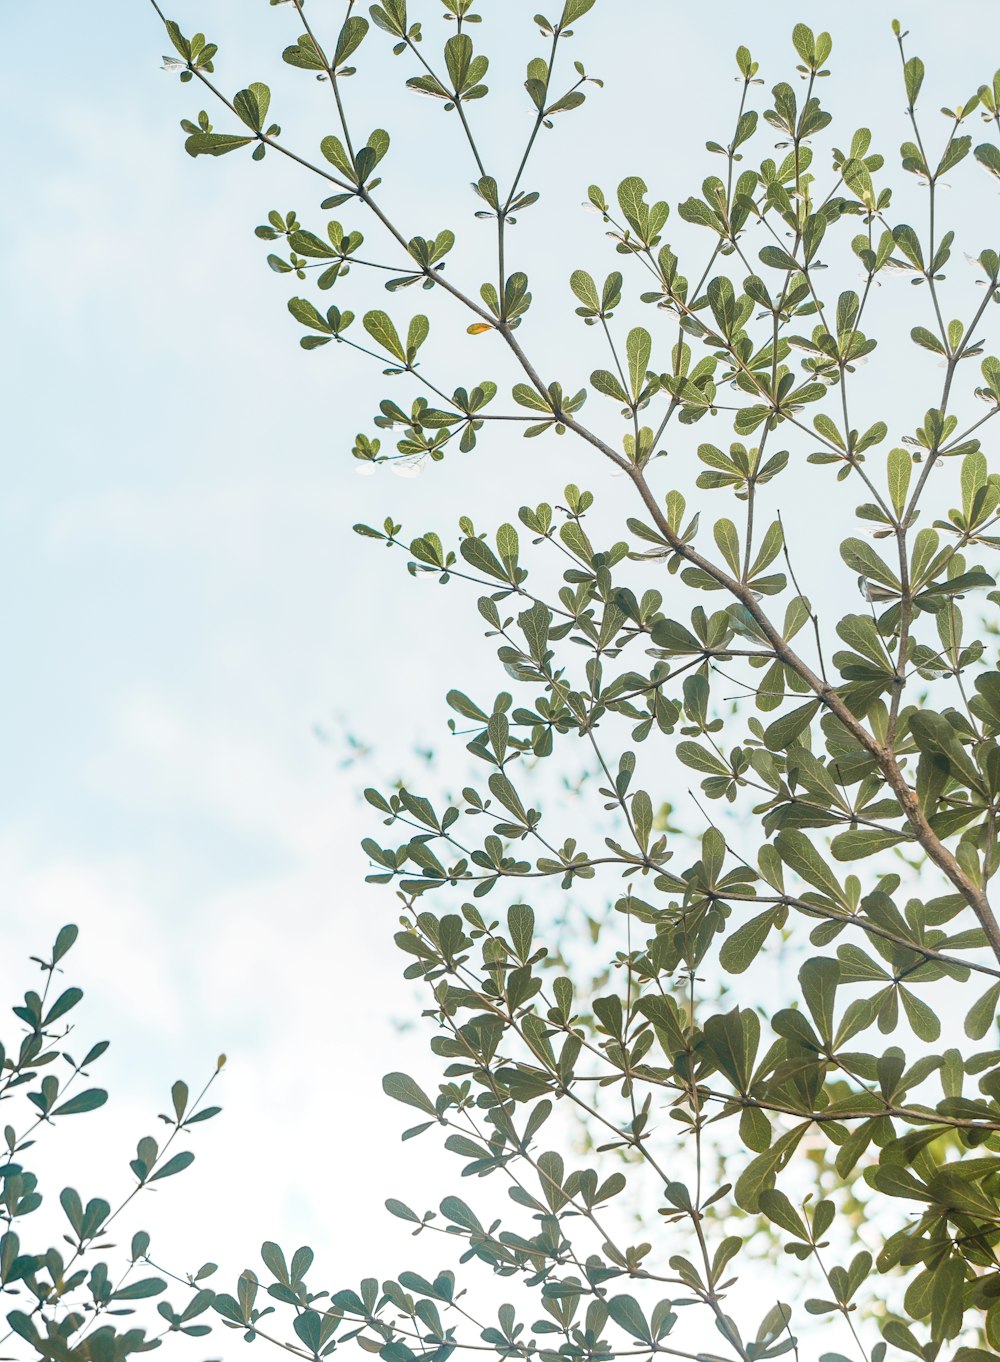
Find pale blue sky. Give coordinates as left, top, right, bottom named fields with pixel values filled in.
left=1, top=0, right=997, bottom=1347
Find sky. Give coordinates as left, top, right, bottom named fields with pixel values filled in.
left=1, top=0, right=997, bottom=1355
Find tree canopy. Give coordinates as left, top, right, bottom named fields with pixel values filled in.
left=18, top=3, right=1000, bottom=1359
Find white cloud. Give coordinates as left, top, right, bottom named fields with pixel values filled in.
left=0, top=688, right=459, bottom=1308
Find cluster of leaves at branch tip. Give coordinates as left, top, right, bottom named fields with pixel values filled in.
left=0, top=925, right=222, bottom=1359
left=147, top=0, right=1000, bottom=1359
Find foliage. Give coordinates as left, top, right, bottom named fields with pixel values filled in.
left=2, top=926, right=221, bottom=1359
left=150, top=2, right=1000, bottom=1359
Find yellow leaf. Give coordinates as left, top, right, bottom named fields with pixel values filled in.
left=467, top=323, right=493, bottom=335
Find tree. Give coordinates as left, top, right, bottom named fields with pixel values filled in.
left=0, top=925, right=221, bottom=1359
left=148, top=2, right=1000, bottom=1357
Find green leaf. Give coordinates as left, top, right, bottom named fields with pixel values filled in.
left=184, top=132, right=255, bottom=158
left=382, top=1072, right=437, bottom=1114
left=965, top=981, right=1000, bottom=1040
left=283, top=34, right=327, bottom=71
left=261, top=1242, right=289, bottom=1284
left=333, top=16, right=369, bottom=67
left=288, top=297, right=332, bottom=334
left=570, top=270, right=600, bottom=311
left=60, top=1187, right=84, bottom=1235
left=150, top=1151, right=195, bottom=1181
left=460, top=535, right=505, bottom=579
left=320, top=133, right=356, bottom=179
left=791, top=23, right=815, bottom=65
left=930, top=1259, right=966, bottom=1343
left=507, top=904, right=535, bottom=962
left=977, top=143, right=1000, bottom=181
left=52, top=924, right=79, bottom=963
left=445, top=32, right=471, bottom=86
left=903, top=55, right=924, bottom=109
left=496, top=523, right=519, bottom=579
left=294, top=1313, right=324, bottom=1352
left=759, top=245, right=801, bottom=272
left=749, top=520, right=784, bottom=580
left=911, top=326, right=945, bottom=355
left=52, top=1089, right=107, bottom=1117
left=519, top=602, right=551, bottom=663
left=44, top=987, right=83, bottom=1025
left=775, top=830, right=846, bottom=905
left=370, top=1, right=408, bottom=37
left=632, top=790, right=652, bottom=852
left=899, top=987, right=941, bottom=1043
left=836, top=614, right=889, bottom=667
left=617, top=176, right=648, bottom=233
left=886, top=447, right=912, bottom=517
left=962, top=449, right=988, bottom=519
left=6, top=1313, right=40, bottom=1346
left=288, top=229, right=337, bottom=260
left=758, top=1189, right=808, bottom=1240
left=113, top=1278, right=167, bottom=1301
left=763, top=701, right=820, bottom=751
left=830, top=828, right=908, bottom=861
left=406, top=314, right=429, bottom=361
left=561, top=0, right=596, bottom=23
left=800, top=957, right=839, bottom=1040
left=840, top=539, right=900, bottom=591
left=385, top=1198, right=422, bottom=1224
left=233, top=82, right=271, bottom=132
left=703, top=1007, right=760, bottom=1091
left=719, top=909, right=782, bottom=974
left=172, top=1079, right=189, bottom=1120
left=440, top=1196, right=483, bottom=1232
left=164, top=20, right=190, bottom=59
left=606, top=1295, right=652, bottom=1344
left=734, top=1125, right=807, bottom=1211
left=676, top=741, right=730, bottom=777
left=713, top=518, right=741, bottom=576
left=591, top=369, right=629, bottom=403
left=626, top=328, right=651, bottom=400
left=512, top=383, right=552, bottom=413
left=364, top=311, right=407, bottom=363
left=910, top=711, right=985, bottom=793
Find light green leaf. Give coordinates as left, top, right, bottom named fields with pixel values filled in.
left=903, top=55, right=924, bottom=109
left=632, top=790, right=652, bottom=852
left=570, top=270, right=600, bottom=310
left=320, top=133, right=356, bottom=180
left=333, top=16, right=369, bottom=67
left=184, top=132, right=255, bottom=158
left=626, top=327, right=652, bottom=400
left=561, top=0, right=596, bottom=23
left=713, top=518, right=741, bottom=576
left=519, top=601, right=551, bottom=662
left=887, top=447, right=912, bottom=517
left=496, top=523, right=519, bottom=579
left=406, top=314, right=429, bottom=360
left=364, top=310, right=407, bottom=362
